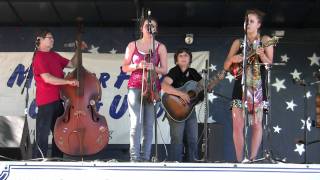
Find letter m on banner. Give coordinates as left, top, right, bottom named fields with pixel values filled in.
left=7, top=64, right=33, bottom=88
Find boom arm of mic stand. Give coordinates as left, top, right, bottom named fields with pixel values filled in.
left=310, top=80, right=320, bottom=86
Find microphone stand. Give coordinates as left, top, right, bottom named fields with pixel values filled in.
left=303, top=81, right=308, bottom=164
left=200, top=61, right=209, bottom=162
left=253, top=63, right=286, bottom=163
left=20, top=45, right=37, bottom=159
left=293, top=79, right=309, bottom=163
left=241, top=16, right=250, bottom=162
left=294, top=79, right=320, bottom=163
left=147, top=10, right=160, bottom=163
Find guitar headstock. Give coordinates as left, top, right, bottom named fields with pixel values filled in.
left=263, top=36, right=280, bottom=47
left=207, top=69, right=227, bottom=92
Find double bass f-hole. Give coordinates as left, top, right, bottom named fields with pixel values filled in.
left=87, top=98, right=99, bottom=122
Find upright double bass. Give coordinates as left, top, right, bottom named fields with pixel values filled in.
left=54, top=18, right=109, bottom=156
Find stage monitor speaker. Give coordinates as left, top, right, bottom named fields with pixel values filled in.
left=198, top=123, right=224, bottom=162
left=0, top=116, right=32, bottom=160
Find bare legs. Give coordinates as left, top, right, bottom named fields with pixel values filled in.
left=249, top=110, right=263, bottom=160
left=232, top=107, right=244, bottom=162
left=232, top=107, right=263, bottom=162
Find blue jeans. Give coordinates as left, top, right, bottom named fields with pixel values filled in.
left=32, top=100, right=64, bottom=158
left=127, top=89, right=156, bottom=161
left=168, top=110, right=198, bottom=162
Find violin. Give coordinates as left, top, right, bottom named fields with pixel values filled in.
left=142, top=50, right=160, bottom=103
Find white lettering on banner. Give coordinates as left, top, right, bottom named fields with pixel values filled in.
left=0, top=51, right=209, bottom=144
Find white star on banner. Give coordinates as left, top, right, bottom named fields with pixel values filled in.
left=109, top=48, right=117, bottom=54
left=290, top=69, right=302, bottom=80
left=225, top=72, right=234, bottom=83
left=209, top=64, right=217, bottom=71
left=305, top=91, right=312, bottom=99
left=308, top=53, right=320, bottom=66
left=273, top=125, right=282, bottom=134
left=208, top=92, right=218, bottom=103
left=301, top=117, right=312, bottom=132
left=281, top=54, right=289, bottom=62
left=294, top=144, right=305, bottom=156
left=88, top=45, right=100, bottom=54
left=286, top=99, right=297, bottom=111
left=208, top=116, right=216, bottom=123
left=272, top=78, right=286, bottom=92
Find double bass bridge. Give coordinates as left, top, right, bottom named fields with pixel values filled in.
left=73, top=110, right=86, bottom=118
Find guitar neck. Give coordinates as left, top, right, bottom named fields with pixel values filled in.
left=196, top=70, right=225, bottom=93
left=247, top=37, right=277, bottom=59
left=247, top=43, right=267, bottom=59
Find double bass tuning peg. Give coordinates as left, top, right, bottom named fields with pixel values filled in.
left=90, top=99, right=95, bottom=106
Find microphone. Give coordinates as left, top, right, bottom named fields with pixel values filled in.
left=147, top=10, right=152, bottom=33
left=147, top=10, right=157, bottom=34
left=35, top=38, right=40, bottom=48
left=202, top=60, right=208, bottom=74
left=252, top=40, right=260, bottom=50
left=150, top=24, right=157, bottom=34
left=243, top=15, right=249, bottom=32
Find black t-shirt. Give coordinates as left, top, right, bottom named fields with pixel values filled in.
left=166, top=65, right=202, bottom=88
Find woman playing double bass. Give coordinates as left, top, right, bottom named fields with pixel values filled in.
left=122, top=18, right=168, bottom=162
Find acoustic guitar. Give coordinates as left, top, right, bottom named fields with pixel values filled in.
left=161, top=70, right=225, bottom=122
